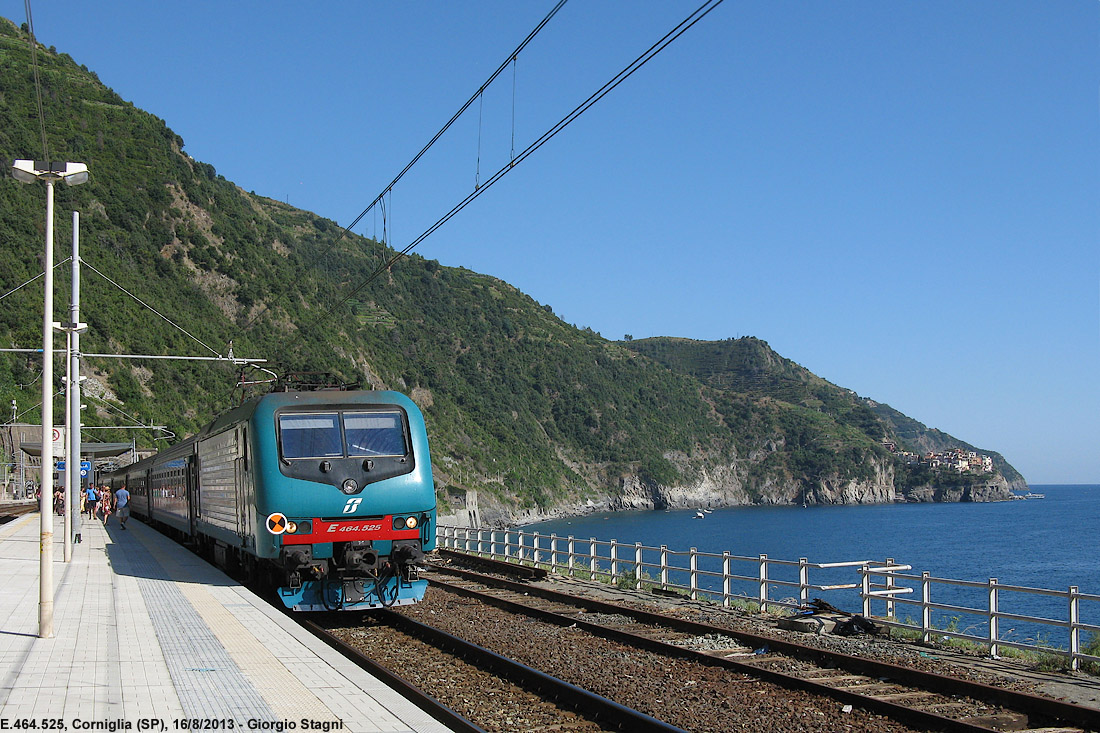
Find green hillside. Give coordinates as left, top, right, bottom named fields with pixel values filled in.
left=0, top=19, right=1024, bottom=518
left=625, top=336, right=1025, bottom=492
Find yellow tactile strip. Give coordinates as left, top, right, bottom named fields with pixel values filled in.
left=133, top=533, right=335, bottom=721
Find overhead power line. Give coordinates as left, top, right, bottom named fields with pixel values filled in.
left=80, top=260, right=224, bottom=357
left=23, top=0, right=50, bottom=162
left=0, top=257, right=73, bottom=302
left=279, top=0, right=726, bottom=361
left=237, top=0, right=570, bottom=337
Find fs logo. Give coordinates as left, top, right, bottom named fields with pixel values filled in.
left=342, top=497, right=363, bottom=514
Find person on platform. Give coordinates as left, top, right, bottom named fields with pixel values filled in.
left=99, top=487, right=114, bottom=526
left=115, top=485, right=131, bottom=530
left=83, top=484, right=98, bottom=519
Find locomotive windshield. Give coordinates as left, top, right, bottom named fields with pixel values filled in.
left=344, top=412, right=406, bottom=457
left=278, top=413, right=342, bottom=458
left=278, top=410, right=408, bottom=460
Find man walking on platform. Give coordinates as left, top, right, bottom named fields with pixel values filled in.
left=83, top=484, right=98, bottom=519
left=115, top=484, right=130, bottom=530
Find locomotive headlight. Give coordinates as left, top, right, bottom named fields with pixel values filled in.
left=341, top=478, right=359, bottom=495
left=405, top=516, right=418, bottom=529
left=286, top=521, right=298, bottom=534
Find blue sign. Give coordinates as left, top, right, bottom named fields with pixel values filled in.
left=56, top=460, right=92, bottom=477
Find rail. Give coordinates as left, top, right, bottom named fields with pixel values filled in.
left=436, top=524, right=1100, bottom=671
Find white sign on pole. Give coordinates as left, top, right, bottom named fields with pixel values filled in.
left=51, top=426, right=66, bottom=458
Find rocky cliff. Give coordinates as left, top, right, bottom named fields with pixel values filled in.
left=439, top=452, right=1016, bottom=528
left=902, top=474, right=1017, bottom=503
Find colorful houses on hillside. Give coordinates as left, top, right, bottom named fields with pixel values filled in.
left=880, top=440, right=994, bottom=474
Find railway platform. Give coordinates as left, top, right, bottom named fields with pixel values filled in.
left=0, top=507, right=453, bottom=732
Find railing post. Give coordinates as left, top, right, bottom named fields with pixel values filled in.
left=463, top=527, right=472, bottom=553
left=798, top=558, right=809, bottom=607
left=550, top=534, right=559, bottom=570
left=921, top=572, right=932, bottom=643
left=861, top=564, right=871, bottom=618
left=533, top=531, right=542, bottom=566
left=722, top=551, right=731, bottom=608
left=635, top=543, right=644, bottom=590
left=885, top=558, right=896, bottom=619
left=503, top=530, right=512, bottom=560
left=589, top=537, right=598, bottom=579
left=690, top=548, right=699, bottom=600
left=491, top=530, right=499, bottom=559
left=610, top=540, right=619, bottom=581
left=477, top=528, right=484, bottom=555
left=1070, top=585, right=1080, bottom=671
left=758, top=554, right=768, bottom=613
left=660, top=545, right=669, bottom=590
left=988, top=578, right=999, bottom=658
left=518, top=530, right=527, bottom=561
left=567, top=536, right=576, bottom=573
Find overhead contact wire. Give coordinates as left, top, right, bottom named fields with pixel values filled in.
left=24, top=0, right=50, bottom=162
left=237, top=0, right=569, bottom=336
left=286, top=0, right=726, bottom=349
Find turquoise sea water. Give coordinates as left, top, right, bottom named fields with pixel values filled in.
left=525, top=484, right=1100, bottom=646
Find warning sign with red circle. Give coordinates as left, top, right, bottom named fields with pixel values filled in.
left=266, top=513, right=288, bottom=534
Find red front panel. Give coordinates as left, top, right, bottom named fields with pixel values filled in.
left=281, top=515, right=421, bottom=545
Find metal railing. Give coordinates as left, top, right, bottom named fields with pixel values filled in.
left=436, top=524, right=1100, bottom=671
left=861, top=566, right=1100, bottom=671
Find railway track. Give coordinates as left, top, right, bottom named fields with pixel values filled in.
left=0, top=502, right=38, bottom=525
left=309, top=611, right=687, bottom=733
left=423, top=553, right=1099, bottom=733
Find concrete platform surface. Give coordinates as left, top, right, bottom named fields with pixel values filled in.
left=0, top=509, right=452, bottom=732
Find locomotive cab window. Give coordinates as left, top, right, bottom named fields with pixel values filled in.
left=277, top=409, right=410, bottom=462
left=344, top=412, right=406, bottom=457
left=278, top=413, right=343, bottom=459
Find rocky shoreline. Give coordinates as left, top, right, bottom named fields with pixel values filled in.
left=439, top=471, right=1024, bottom=529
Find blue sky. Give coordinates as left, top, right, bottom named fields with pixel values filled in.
left=6, top=2, right=1097, bottom=484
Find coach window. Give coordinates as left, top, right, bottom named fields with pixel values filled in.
left=278, top=413, right=342, bottom=459
left=343, top=411, right=407, bottom=457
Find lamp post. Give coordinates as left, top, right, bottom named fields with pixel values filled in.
left=12, top=159, right=88, bottom=639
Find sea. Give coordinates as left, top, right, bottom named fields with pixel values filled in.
left=524, top=484, right=1100, bottom=648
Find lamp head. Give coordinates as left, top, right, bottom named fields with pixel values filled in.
left=11, top=160, right=88, bottom=186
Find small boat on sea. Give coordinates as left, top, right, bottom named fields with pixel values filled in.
left=694, top=511, right=705, bottom=519
left=1023, top=491, right=1046, bottom=499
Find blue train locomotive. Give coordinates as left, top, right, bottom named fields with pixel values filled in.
left=105, top=389, right=437, bottom=610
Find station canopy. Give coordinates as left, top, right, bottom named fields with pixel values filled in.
left=20, top=442, right=132, bottom=458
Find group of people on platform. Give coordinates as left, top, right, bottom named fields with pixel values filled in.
left=79, top=484, right=131, bottom=529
